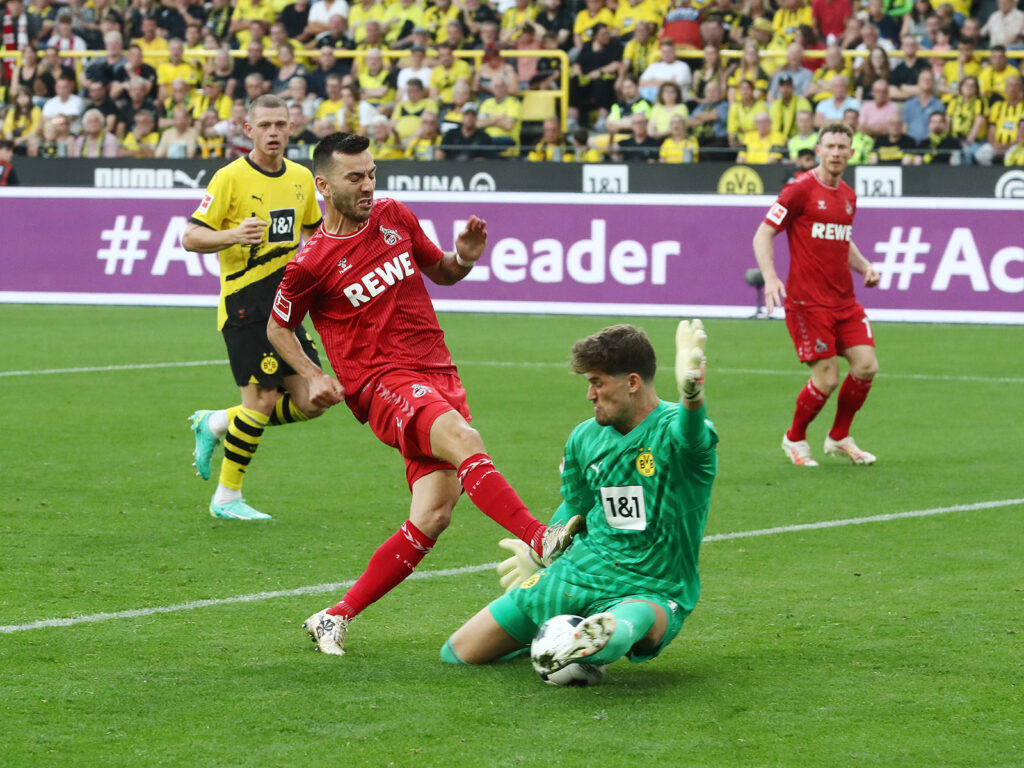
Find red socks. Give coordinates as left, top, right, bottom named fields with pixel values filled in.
left=326, top=520, right=435, bottom=619
left=457, top=453, right=544, bottom=555
left=787, top=379, right=829, bottom=442
left=829, top=374, right=873, bottom=441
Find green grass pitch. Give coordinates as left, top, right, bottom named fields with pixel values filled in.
left=1, top=305, right=1021, bottom=768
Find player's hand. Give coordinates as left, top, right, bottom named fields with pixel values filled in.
left=675, top=319, right=707, bottom=404
left=863, top=265, right=881, bottom=288
left=496, top=538, right=542, bottom=593
left=454, top=215, right=488, bottom=265
left=234, top=216, right=267, bottom=245
left=308, top=372, right=345, bottom=409
left=764, top=274, right=786, bottom=313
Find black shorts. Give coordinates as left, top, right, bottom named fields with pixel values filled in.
left=221, top=321, right=320, bottom=389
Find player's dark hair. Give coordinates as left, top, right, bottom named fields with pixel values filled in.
left=571, top=324, right=657, bottom=383
left=312, top=132, right=371, bottom=176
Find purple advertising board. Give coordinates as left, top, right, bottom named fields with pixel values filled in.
left=1, top=188, right=1021, bottom=324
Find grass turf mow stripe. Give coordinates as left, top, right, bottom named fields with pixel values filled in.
left=1, top=360, right=1022, bottom=385
left=2, top=497, right=1020, bottom=636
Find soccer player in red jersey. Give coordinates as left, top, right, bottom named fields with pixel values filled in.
left=266, top=132, right=582, bottom=657
left=752, top=121, right=882, bottom=468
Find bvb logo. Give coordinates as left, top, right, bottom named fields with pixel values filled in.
left=520, top=572, right=542, bottom=589
left=260, top=353, right=279, bottom=375
left=636, top=450, right=656, bottom=477
left=717, top=165, right=764, bottom=195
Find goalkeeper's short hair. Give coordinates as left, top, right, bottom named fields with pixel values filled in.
left=570, top=324, right=657, bottom=382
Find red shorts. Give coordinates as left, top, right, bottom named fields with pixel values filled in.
left=366, top=370, right=471, bottom=489
left=784, top=300, right=875, bottom=363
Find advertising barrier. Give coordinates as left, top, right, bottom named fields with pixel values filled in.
left=1, top=188, right=1021, bottom=324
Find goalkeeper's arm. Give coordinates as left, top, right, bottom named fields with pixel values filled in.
left=675, top=318, right=716, bottom=451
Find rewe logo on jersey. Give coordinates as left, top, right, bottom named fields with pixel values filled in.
left=342, top=251, right=415, bottom=306
left=810, top=222, right=851, bottom=241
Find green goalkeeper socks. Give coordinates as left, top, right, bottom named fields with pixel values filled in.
left=585, top=601, right=658, bottom=666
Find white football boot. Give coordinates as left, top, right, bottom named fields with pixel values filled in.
left=824, top=435, right=876, bottom=465
left=782, top=435, right=819, bottom=467
left=303, top=609, right=349, bottom=656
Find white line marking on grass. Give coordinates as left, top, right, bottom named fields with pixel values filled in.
left=2, top=498, right=1021, bottom=635
left=1, top=359, right=1020, bottom=385
left=0, top=360, right=227, bottom=377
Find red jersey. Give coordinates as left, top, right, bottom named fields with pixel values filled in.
left=763, top=169, right=857, bottom=308
left=272, top=197, right=456, bottom=422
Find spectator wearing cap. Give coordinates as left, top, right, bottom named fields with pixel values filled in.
left=132, top=14, right=169, bottom=68
left=305, top=0, right=350, bottom=42
left=430, top=42, right=473, bottom=104
left=440, top=100, right=495, bottom=159
left=769, top=74, right=812, bottom=137
left=474, top=42, right=520, bottom=99
left=767, top=42, right=813, bottom=100
left=190, top=76, right=233, bottom=120
left=384, top=0, right=426, bottom=48
left=638, top=38, right=694, bottom=104
left=440, top=79, right=474, bottom=131
left=397, top=44, right=434, bottom=101
left=392, top=77, right=440, bottom=141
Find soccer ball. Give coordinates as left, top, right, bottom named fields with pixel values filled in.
left=530, top=614, right=606, bottom=687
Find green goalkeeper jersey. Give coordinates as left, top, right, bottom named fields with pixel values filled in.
left=549, top=400, right=718, bottom=616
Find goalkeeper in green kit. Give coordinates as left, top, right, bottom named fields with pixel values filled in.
left=440, top=320, right=718, bottom=675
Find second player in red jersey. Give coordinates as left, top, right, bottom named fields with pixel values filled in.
left=266, top=132, right=582, bottom=658
left=753, top=121, right=882, bottom=468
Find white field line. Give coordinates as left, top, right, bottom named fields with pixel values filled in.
left=1, top=359, right=1021, bottom=384
left=1, top=497, right=1020, bottom=635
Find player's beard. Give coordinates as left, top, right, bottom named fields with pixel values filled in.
left=332, top=191, right=372, bottom=223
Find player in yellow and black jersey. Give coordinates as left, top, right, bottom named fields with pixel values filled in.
left=182, top=94, right=326, bottom=521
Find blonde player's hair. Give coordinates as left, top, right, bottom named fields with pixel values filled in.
left=817, top=121, right=853, bottom=143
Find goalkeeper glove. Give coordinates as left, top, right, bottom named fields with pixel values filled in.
left=675, top=318, right=707, bottom=404
left=496, top=538, right=543, bottom=593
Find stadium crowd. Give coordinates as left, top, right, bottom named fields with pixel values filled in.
left=3, top=0, right=1024, bottom=166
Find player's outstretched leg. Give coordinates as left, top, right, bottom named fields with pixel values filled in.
left=824, top=435, right=876, bottom=465
left=782, top=434, right=819, bottom=466
left=533, top=612, right=617, bottom=674
left=189, top=409, right=223, bottom=480
left=539, top=514, right=585, bottom=566
left=303, top=609, right=349, bottom=656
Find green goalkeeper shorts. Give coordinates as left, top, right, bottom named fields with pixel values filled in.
left=488, top=567, right=688, bottom=663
